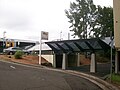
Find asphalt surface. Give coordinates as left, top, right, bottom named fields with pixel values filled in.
left=0, top=61, right=102, bottom=90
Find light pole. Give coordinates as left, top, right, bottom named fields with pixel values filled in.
left=60, top=31, right=62, bottom=41
left=3, top=31, right=6, bottom=50
left=110, top=31, right=113, bottom=82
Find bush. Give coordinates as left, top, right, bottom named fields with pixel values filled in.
left=14, top=51, right=24, bottom=59
left=96, top=53, right=109, bottom=63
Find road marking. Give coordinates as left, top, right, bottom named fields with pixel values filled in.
left=10, top=65, right=16, bottom=69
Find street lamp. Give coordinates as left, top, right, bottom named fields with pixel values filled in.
left=60, top=31, right=62, bottom=41
left=110, top=31, right=114, bottom=82
left=3, top=31, right=6, bottom=50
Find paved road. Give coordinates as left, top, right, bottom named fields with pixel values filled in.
left=0, top=61, right=102, bottom=90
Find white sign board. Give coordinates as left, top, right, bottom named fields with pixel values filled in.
left=41, top=31, right=48, bottom=40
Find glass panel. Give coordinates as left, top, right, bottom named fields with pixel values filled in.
left=50, top=43, right=61, bottom=50
left=88, top=41, right=102, bottom=49
left=58, top=43, right=69, bottom=50
left=76, top=41, right=89, bottom=49
left=66, top=42, right=80, bottom=51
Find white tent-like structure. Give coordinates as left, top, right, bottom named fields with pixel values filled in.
left=28, top=43, right=51, bottom=51
left=28, top=43, right=53, bottom=65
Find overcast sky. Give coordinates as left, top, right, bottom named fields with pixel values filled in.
left=0, top=0, right=113, bottom=41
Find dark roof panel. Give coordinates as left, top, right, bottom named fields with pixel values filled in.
left=45, top=38, right=110, bottom=54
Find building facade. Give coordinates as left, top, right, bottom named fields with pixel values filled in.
left=0, top=38, right=37, bottom=52
left=113, top=0, right=120, bottom=73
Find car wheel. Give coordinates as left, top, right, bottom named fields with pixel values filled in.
left=9, top=52, right=13, bottom=55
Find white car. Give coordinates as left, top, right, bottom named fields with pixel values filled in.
left=3, top=47, right=29, bottom=55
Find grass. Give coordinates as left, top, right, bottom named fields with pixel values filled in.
left=106, top=73, right=120, bottom=86
left=111, top=74, right=120, bottom=85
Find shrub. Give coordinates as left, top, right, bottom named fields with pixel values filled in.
left=96, top=53, right=109, bottom=63
left=14, top=51, right=24, bottom=59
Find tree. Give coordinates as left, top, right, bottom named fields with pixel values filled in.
left=65, top=0, right=114, bottom=39
left=93, top=6, right=114, bottom=38
left=65, top=0, right=97, bottom=39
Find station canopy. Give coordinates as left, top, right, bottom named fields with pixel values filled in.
left=45, top=38, right=111, bottom=54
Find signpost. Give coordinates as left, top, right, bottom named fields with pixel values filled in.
left=39, top=31, right=48, bottom=64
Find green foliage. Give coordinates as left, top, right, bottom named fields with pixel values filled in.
left=111, top=74, right=120, bottom=84
left=96, top=49, right=115, bottom=63
left=96, top=53, right=109, bottom=63
left=65, top=0, right=113, bottom=38
left=14, top=51, right=24, bottom=59
left=106, top=74, right=120, bottom=85
left=93, top=6, right=114, bottom=38
left=65, top=0, right=97, bottom=39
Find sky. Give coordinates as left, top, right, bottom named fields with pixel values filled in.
left=0, top=0, right=113, bottom=41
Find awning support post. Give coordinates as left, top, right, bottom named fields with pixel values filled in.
left=90, top=53, right=96, bottom=73
left=62, top=53, right=67, bottom=70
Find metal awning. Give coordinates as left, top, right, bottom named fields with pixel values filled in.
left=45, top=38, right=110, bottom=54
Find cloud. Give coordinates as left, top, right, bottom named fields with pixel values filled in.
left=0, top=10, right=31, bottom=30
left=26, top=36, right=40, bottom=40
left=1, top=0, right=107, bottom=41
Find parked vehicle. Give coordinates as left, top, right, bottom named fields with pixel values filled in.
left=3, top=47, right=30, bottom=55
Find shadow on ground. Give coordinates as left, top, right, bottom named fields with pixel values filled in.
left=68, top=63, right=110, bottom=79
